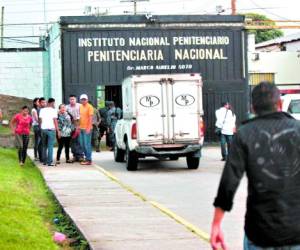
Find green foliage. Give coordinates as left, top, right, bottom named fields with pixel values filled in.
left=0, top=148, right=89, bottom=250
left=244, top=13, right=284, bottom=43
left=0, top=148, right=58, bottom=250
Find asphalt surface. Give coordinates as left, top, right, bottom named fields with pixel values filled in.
left=92, top=146, right=247, bottom=249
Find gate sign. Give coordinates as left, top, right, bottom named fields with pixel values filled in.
left=140, top=95, right=160, bottom=107
left=175, top=94, right=195, bottom=106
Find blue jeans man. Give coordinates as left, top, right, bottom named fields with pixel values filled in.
left=79, top=129, right=92, bottom=163
left=220, top=133, right=233, bottom=160
left=41, top=129, right=56, bottom=166
left=244, top=235, right=300, bottom=250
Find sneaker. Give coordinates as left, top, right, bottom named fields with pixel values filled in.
left=48, top=163, right=55, bottom=167
left=20, top=162, right=24, bottom=166
left=56, top=160, right=60, bottom=165
left=34, top=157, right=39, bottom=161
left=66, top=159, right=73, bottom=163
left=80, top=161, right=92, bottom=165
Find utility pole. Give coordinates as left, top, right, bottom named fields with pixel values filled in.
left=231, top=0, right=236, bottom=15
left=120, top=0, right=149, bottom=15
left=0, top=6, right=4, bottom=48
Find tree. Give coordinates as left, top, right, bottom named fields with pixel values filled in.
left=244, top=13, right=284, bottom=43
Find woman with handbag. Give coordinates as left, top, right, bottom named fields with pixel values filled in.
left=215, top=102, right=236, bottom=161
left=56, top=104, right=74, bottom=164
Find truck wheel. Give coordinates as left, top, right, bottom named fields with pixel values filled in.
left=114, top=144, right=125, bottom=162
left=169, top=156, right=179, bottom=161
left=186, top=155, right=199, bottom=169
left=125, top=143, right=138, bottom=171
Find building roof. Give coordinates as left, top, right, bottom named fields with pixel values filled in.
left=256, top=32, right=300, bottom=48
left=59, top=14, right=245, bottom=25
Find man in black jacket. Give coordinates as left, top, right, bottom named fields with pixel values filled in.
left=211, top=82, right=300, bottom=250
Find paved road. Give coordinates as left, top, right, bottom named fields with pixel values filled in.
left=93, top=146, right=247, bottom=249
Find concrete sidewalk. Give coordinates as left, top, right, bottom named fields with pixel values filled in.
left=29, top=151, right=210, bottom=250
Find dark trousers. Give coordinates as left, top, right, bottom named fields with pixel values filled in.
left=71, top=136, right=84, bottom=160
left=33, top=125, right=41, bottom=159
left=99, top=124, right=109, bottom=147
left=220, top=134, right=233, bottom=159
left=15, top=134, right=29, bottom=163
left=56, top=136, right=71, bottom=161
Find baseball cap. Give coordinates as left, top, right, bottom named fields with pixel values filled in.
left=80, top=94, right=88, bottom=100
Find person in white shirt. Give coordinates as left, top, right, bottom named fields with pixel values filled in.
left=39, top=98, right=59, bottom=166
left=215, top=102, right=236, bottom=161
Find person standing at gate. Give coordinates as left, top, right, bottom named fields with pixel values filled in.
left=31, top=98, right=40, bottom=161
left=39, top=98, right=59, bottom=166
left=92, top=105, right=101, bottom=152
left=107, top=101, right=122, bottom=150
left=37, top=97, right=47, bottom=162
left=66, top=95, right=84, bottom=162
left=10, top=106, right=32, bottom=166
left=215, top=102, right=236, bottom=161
left=79, top=94, right=94, bottom=165
left=98, top=101, right=110, bottom=149
left=56, top=104, right=73, bottom=164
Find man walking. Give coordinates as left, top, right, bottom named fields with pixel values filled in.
left=66, top=94, right=84, bottom=162
left=107, top=101, right=122, bottom=150
left=215, top=102, right=236, bottom=161
left=79, top=94, right=94, bottom=165
left=39, top=98, right=59, bottom=166
left=211, top=82, right=300, bottom=249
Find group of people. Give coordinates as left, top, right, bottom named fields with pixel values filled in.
left=9, top=94, right=122, bottom=166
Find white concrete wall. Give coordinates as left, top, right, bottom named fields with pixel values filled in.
left=0, top=51, right=45, bottom=99
left=248, top=51, right=300, bottom=85
left=48, top=23, right=63, bottom=104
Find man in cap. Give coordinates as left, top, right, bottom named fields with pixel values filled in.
left=79, top=94, right=94, bottom=165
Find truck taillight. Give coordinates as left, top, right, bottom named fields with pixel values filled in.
left=131, top=123, right=137, bottom=139
left=199, top=119, right=205, bottom=137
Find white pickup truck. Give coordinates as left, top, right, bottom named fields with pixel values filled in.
left=114, top=74, right=205, bottom=171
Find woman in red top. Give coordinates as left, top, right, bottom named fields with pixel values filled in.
left=10, top=106, right=32, bottom=166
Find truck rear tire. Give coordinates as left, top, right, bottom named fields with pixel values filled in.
left=114, top=144, right=125, bottom=162
left=125, top=143, right=138, bottom=171
left=186, top=155, right=199, bottom=169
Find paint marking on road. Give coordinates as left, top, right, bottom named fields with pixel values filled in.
left=149, top=201, right=210, bottom=242
left=93, top=163, right=210, bottom=243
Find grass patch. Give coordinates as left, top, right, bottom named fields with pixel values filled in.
left=0, top=125, right=11, bottom=135
left=0, top=148, right=89, bottom=250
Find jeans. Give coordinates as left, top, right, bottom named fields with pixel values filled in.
left=70, top=135, right=84, bottom=160
left=79, top=129, right=92, bottom=161
left=56, top=136, right=71, bottom=161
left=244, top=235, right=300, bottom=250
left=15, top=134, right=29, bottom=163
left=41, top=129, right=56, bottom=165
left=33, top=125, right=41, bottom=159
left=220, top=134, right=233, bottom=159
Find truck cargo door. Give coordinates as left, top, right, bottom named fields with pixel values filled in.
left=170, top=79, right=201, bottom=142
left=135, top=81, right=165, bottom=143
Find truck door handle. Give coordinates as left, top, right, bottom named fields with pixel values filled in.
left=161, top=114, right=166, bottom=117
left=171, top=114, right=176, bottom=117
left=175, top=132, right=190, bottom=136
left=148, top=133, right=163, bottom=137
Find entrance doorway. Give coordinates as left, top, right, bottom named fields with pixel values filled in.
left=105, top=85, right=122, bottom=108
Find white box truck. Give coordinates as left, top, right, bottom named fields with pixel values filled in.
left=114, top=73, right=205, bottom=171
